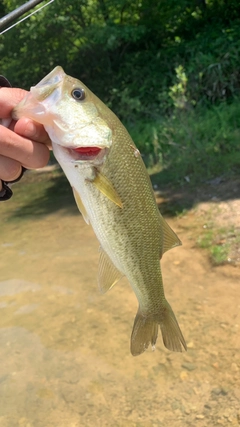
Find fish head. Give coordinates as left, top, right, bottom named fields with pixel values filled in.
left=13, top=66, right=112, bottom=166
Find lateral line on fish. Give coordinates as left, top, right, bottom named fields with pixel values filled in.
left=0, top=0, right=55, bottom=36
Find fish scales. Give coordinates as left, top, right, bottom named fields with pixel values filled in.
left=85, top=129, right=163, bottom=309
left=95, top=128, right=162, bottom=296
left=12, top=66, right=187, bottom=356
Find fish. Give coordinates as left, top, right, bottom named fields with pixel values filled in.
left=12, top=66, right=187, bottom=356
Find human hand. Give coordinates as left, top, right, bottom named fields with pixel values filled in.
left=0, top=87, right=51, bottom=192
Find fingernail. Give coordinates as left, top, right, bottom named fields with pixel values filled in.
left=24, top=120, right=37, bottom=137
left=10, top=166, right=22, bottom=181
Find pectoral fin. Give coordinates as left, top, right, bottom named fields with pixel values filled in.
left=91, top=171, right=123, bottom=208
left=98, top=248, right=123, bottom=293
left=159, top=215, right=182, bottom=258
left=72, top=187, right=90, bottom=224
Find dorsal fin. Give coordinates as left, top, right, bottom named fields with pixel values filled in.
left=98, top=248, right=123, bottom=294
left=159, top=215, right=182, bottom=258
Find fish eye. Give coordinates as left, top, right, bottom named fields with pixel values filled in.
left=71, top=88, right=85, bottom=101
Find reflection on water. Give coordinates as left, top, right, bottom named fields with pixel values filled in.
left=0, top=207, right=240, bottom=426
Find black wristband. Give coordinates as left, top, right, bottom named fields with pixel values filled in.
left=0, top=182, right=13, bottom=201
left=0, top=167, right=27, bottom=201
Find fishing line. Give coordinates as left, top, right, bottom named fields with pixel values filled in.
left=0, top=0, right=55, bottom=35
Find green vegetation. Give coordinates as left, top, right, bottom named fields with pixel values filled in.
left=197, top=227, right=235, bottom=265
left=129, top=99, right=240, bottom=185
left=1, top=0, right=240, bottom=185
left=210, top=244, right=230, bottom=265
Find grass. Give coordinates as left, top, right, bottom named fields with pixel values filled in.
left=197, top=231, right=214, bottom=250
left=197, top=227, right=233, bottom=265
left=210, top=245, right=230, bottom=265
left=127, top=99, right=240, bottom=187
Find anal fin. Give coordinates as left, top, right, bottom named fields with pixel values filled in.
left=98, top=248, right=123, bottom=293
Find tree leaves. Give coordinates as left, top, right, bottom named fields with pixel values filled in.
left=1, top=0, right=240, bottom=122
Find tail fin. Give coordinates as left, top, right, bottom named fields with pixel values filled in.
left=130, top=301, right=187, bottom=356
left=131, top=309, right=158, bottom=356
left=159, top=300, right=187, bottom=352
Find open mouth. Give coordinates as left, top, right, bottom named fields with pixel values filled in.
left=67, top=146, right=103, bottom=161
left=74, top=147, right=102, bottom=156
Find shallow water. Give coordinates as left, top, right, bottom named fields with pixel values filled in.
left=0, top=179, right=240, bottom=426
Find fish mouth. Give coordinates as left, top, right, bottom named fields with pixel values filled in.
left=66, top=146, right=106, bottom=162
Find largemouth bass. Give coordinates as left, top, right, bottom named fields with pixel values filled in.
left=13, top=66, right=187, bottom=356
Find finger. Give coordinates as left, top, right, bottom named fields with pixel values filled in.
left=0, top=125, right=50, bottom=169
left=0, top=88, right=51, bottom=147
left=13, top=117, right=52, bottom=148
left=0, top=154, right=22, bottom=182
left=0, top=88, right=28, bottom=118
